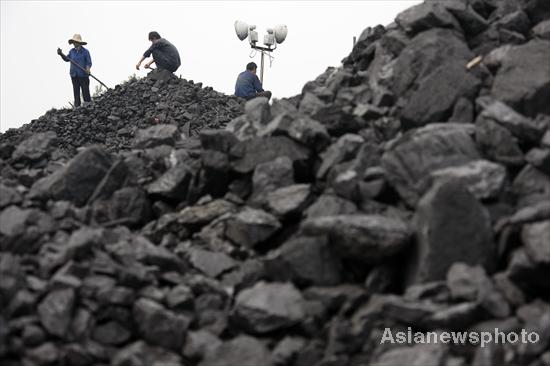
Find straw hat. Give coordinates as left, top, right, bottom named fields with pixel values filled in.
left=68, top=34, right=87, bottom=45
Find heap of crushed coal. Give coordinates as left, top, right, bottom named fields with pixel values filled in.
left=0, top=71, right=244, bottom=156
left=1, top=0, right=550, bottom=365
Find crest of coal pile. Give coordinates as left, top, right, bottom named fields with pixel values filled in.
left=1, top=1, right=550, bottom=366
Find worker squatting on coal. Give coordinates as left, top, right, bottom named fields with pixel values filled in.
left=136, top=31, right=181, bottom=73
left=57, top=34, right=92, bottom=107
left=234, top=62, right=272, bottom=101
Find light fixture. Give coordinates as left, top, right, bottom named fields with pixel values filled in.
left=234, top=20, right=288, bottom=84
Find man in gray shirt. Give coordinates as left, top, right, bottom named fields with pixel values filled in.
left=136, top=31, right=181, bottom=72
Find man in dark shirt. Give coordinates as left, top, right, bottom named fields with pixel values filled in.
left=136, top=31, right=181, bottom=73
left=234, top=62, right=272, bottom=100
left=57, top=34, right=92, bottom=107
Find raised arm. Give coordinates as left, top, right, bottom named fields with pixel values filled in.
left=57, top=48, right=70, bottom=62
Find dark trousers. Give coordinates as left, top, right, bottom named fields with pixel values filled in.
left=71, top=76, right=91, bottom=107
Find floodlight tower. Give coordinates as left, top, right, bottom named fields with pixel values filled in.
left=234, top=21, right=288, bottom=84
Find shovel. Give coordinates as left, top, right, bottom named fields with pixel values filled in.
left=58, top=48, right=110, bottom=89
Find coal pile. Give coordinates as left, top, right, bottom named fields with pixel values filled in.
left=1, top=0, right=550, bottom=365
left=0, top=70, right=244, bottom=156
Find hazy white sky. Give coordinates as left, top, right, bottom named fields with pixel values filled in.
left=0, top=0, right=420, bottom=132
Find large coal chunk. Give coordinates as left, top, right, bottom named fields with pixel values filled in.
left=225, top=207, right=281, bottom=248
left=395, top=1, right=461, bottom=35
left=29, top=146, right=112, bottom=206
left=229, top=136, right=311, bottom=174
left=430, top=159, right=507, bottom=200
left=392, top=28, right=475, bottom=109
left=491, top=40, right=550, bottom=117
left=264, top=235, right=343, bottom=286
left=133, top=297, right=190, bottom=351
left=302, top=214, right=412, bottom=263
left=112, top=340, right=183, bottom=366
left=381, top=123, right=479, bottom=207
left=400, top=61, right=481, bottom=128
left=522, top=220, right=550, bottom=264
left=408, top=179, right=495, bottom=284
left=133, top=124, right=180, bottom=148
left=37, top=288, right=75, bottom=338
left=232, top=281, right=306, bottom=334
left=199, top=335, right=273, bottom=366
left=11, top=131, right=58, bottom=164
left=0, top=205, right=55, bottom=253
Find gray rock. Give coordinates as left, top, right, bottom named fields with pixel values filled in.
left=449, top=97, right=475, bottom=123
left=479, top=100, right=545, bottom=143
left=147, top=162, right=193, bottom=199
left=177, top=199, right=236, bottom=227
left=265, top=184, right=312, bottom=217
left=186, top=248, right=237, bottom=278
left=112, top=340, right=183, bottom=366
left=182, top=329, right=222, bottom=360
left=133, top=297, right=190, bottom=351
left=475, top=118, right=525, bottom=166
left=392, top=29, right=475, bottom=124
left=395, top=1, right=461, bottom=35
left=259, top=113, right=331, bottom=152
left=447, top=263, right=510, bottom=318
left=29, top=147, right=112, bottom=206
left=225, top=207, right=281, bottom=248
left=301, top=214, right=412, bottom=262
left=512, top=165, right=550, bottom=208
left=199, top=335, right=273, bottom=366
left=107, top=186, right=151, bottom=225
left=526, top=148, right=550, bottom=175
left=400, top=60, right=481, bottom=128
left=200, top=129, right=239, bottom=153
left=443, top=1, right=488, bottom=36
left=381, top=123, right=479, bottom=207
left=522, top=220, right=550, bottom=264
left=373, top=344, right=448, bottom=366
left=533, top=19, right=550, bottom=40
left=305, top=194, right=357, bottom=219
left=316, top=134, right=364, bottom=179
left=133, top=124, right=180, bottom=149
left=0, top=184, right=22, bottom=209
left=233, top=281, right=306, bottom=334
left=37, top=288, right=75, bottom=338
left=12, top=131, right=58, bottom=163
left=92, top=321, right=131, bottom=345
left=430, top=160, right=507, bottom=200
left=25, top=342, right=60, bottom=365
left=229, top=136, right=311, bottom=174
left=264, top=235, right=342, bottom=286
left=244, top=97, right=271, bottom=125
left=251, top=156, right=294, bottom=202
left=409, top=179, right=495, bottom=284
left=272, top=336, right=307, bottom=366
left=491, top=40, right=550, bottom=117
left=0, top=205, right=55, bottom=252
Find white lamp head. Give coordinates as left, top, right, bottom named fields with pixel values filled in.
left=234, top=20, right=249, bottom=41
left=274, top=24, right=288, bottom=44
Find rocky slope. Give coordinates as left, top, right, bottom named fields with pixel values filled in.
left=1, top=0, right=550, bottom=365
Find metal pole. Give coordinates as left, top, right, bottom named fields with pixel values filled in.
left=260, top=50, right=265, bottom=85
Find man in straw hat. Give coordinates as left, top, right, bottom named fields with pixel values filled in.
left=57, top=34, right=92, bottom=107
left=136, top=31, right=181, bottom=73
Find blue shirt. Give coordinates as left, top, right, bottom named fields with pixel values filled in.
left=234, top=70, right=264, bottom=99
left=67, top=47, right=92, bottom=77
